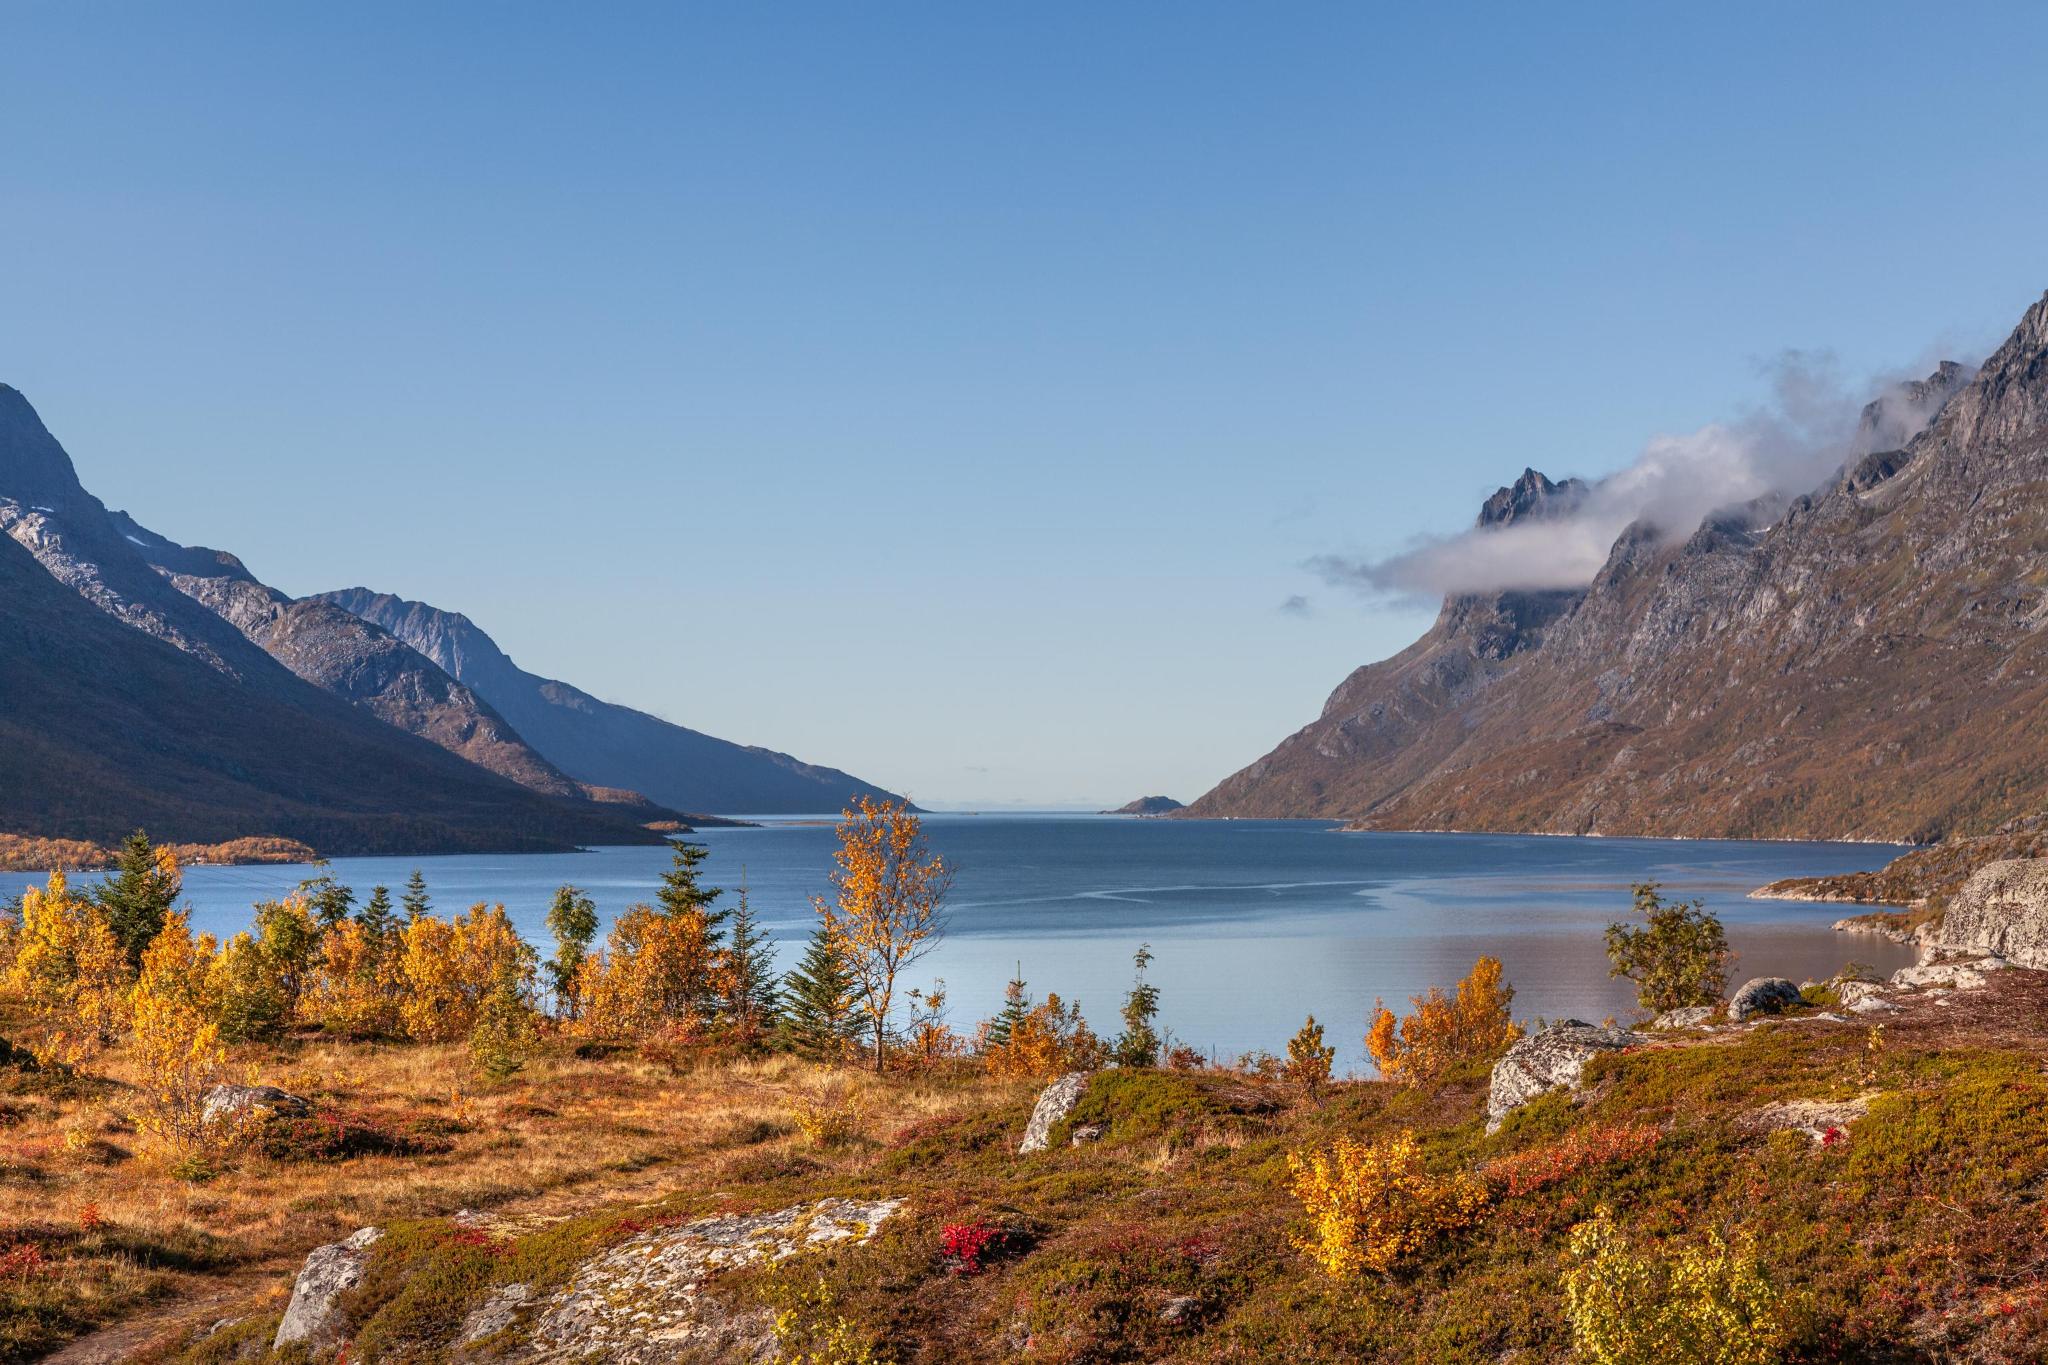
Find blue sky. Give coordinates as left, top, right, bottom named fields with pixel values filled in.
left=4, top=3, right=2046, bottom=808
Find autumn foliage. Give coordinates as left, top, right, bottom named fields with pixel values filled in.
left=1562, top=1206, right=1791, bottom=1365
left=814, top=799, right=951, bottom=1072
left=1286, top=1130, right=1490, bottom=1277
left=1366, top=954, right=1521, bottom=1084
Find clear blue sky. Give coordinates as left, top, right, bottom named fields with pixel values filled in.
left=4, top=3, right=2046, bottom=808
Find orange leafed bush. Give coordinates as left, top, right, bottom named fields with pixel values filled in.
left=983, top=992, right=1106, bottom=1080
left=1286, top=1130, right=1490, bottom=1277
left=1367, top=954, right=1521, bottom=1084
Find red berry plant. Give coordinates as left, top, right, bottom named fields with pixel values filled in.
left=940, top=1219, right=1004, bottom=1276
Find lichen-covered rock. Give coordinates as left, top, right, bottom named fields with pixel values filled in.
left=1928, top=859, right=2048, bottom=967
left=1649, top=1005, right=1716, bottom=1030
left=1891, top=958, right=2004, bottom=991
left=1728, top=977, right=1802, bottom=1022
left=1019, top=1072, right=1091, bottom=1154
left=1486, top=1022, right=1640, bottom=1133
left=458, top=1282, right=534, bottom=1349
left=202, top=1083, right=310, bottom=1129
left=1744, top=1094, right=1875, bottom=1143
left=519, top=1197, right=900, bottom=1363
left=274, top=1226, right=381, bottom=1351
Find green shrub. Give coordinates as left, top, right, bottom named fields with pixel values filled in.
left=1604, top=883, right=1731, bottom=1012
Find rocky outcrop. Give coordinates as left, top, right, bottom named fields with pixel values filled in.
left=1728, top=978, right=1802, bottom=1022
left=1019, top=1072, right=1092, bottom=1154
left=274, top=1226, right=381, bottom=1351
left=1924, top=859, right=2048, bottom=967
left=1649, top=1005, right=1716, bottom=1030
left=317, top=588, right=908, bottom=816
left=200, top=1083, right=310, bottom=1129
left=1892, top=959, right=2006, bottom=991
left=517, top=1197, right=901, bottom=1362
left=1191, top=294, right=2048, bottom=842
left=1486, top=1022, right=1640, bottom=1133
left=1743, top=1095, right=1876, bottom=1143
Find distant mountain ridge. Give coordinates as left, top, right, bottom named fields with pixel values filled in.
left=106, top=510, right=672, bottom=812
left=317, top=588, right=908, bottom=815
left=0, top=384, right=676, bottom=853
left=0, top=410, right=666, bottom=851
left=1189, top=292, right=2048, bottom=843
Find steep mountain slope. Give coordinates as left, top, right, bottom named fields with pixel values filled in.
left=1191, top=295, right=2048, bottom=842
left=0, top=385, right=669, bottom=852
left=106, top=511, right=670, bottom=811
left=0, top=531, right=656, bottom=852
left=317, top=588, right=908, bottom=814
left=1189, top=469, right=1588, bottom=818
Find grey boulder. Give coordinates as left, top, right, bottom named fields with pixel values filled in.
left=1928, top=859, right=2048, bottom=967
left=1019, top=1072, right=1091, bottom=1154
left=1649, top=1005, right=1716, bottom=1030
left=1486, top=1022, right=1640, bottom=1133
left=274, top=1226, right=381, bottom=1351
left=201, top=1083, right=311, bottom=1129
left=1728, top=978, right=1802, bottom=1022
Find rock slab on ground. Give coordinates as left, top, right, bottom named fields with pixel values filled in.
left=274, top=1226, right=381, bottom=1351
left=201, top=1084, right=310, bottom=1129
left=1729, top=977, right=1803, bottom=1021
left=1892, top=958, right=2005, bottom=991
left=1929, top=859, right=2048, bottom=968
left=1486, top=1022, right=1640, bottom=1133
left=1019, top=1072, right=1091, bottom=1154
left=518, top=1196, right=901, bottom=1363
left=1650, top=1005, right=1716, bottom=1030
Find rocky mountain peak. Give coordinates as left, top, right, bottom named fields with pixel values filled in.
left=1854, top=360, right=1972, bottom=454
left=0, top=383, right=90, bottom=510
left=1940, top=288, right=2048, bottom=450
left=1476, top=468, right=1584, bottom=528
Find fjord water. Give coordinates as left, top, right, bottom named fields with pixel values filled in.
left=155, top=816, right=1912, bottom=1068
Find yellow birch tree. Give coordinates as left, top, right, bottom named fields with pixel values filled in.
left=814, top=798, right=951, bottom=1073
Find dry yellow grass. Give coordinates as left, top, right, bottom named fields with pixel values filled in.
left=0, top=1011, right=1021, bottom=1361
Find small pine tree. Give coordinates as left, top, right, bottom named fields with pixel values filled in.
left=296, top=869, right=355, bottom=931
left=1112, top=943, right=1161, bottom=1067
left=657, top=839, right=726, bottom=1013
left=719, top=882, right=780, bottom=1039
left=468, top=971, right=540, bottom=1083
left=357, top=885, right=396, bottom=941
left=545, top=885, right=599, bottom=1018
left=1287, top=1015, right=1336, bottom=1098
left=91, top=830, right=183, bottom=968
left=780, top=923, right=857, bottom=1061
left=985, top=965, right=1029, bottom=1051
left=401, top=870, right=432, bottom=924
left=657, top=839, right=725, bottom=927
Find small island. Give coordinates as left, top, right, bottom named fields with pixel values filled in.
left=1102, top=795, right=1185, bottom=816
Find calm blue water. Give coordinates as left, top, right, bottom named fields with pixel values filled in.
left=18, top=817, right=1913, bottom=1069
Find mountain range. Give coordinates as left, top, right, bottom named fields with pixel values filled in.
left=0, top=385, right=902, bottom=854
left=315, top=588, right=905, bottom=817
left=1191, top=290, right=2048, bottom=843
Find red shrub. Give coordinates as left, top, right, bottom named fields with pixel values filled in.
left=1485, top=1122, right=1661, bottom=1199
left=0, top=1244, right=48, bottom=1279
left=941, top=1220, right=1004, bottom=1275
left=76, top=1203, right=105, bottom=1232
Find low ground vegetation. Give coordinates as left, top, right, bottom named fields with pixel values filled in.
left=6, top=844, right=2048, bottom=1361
